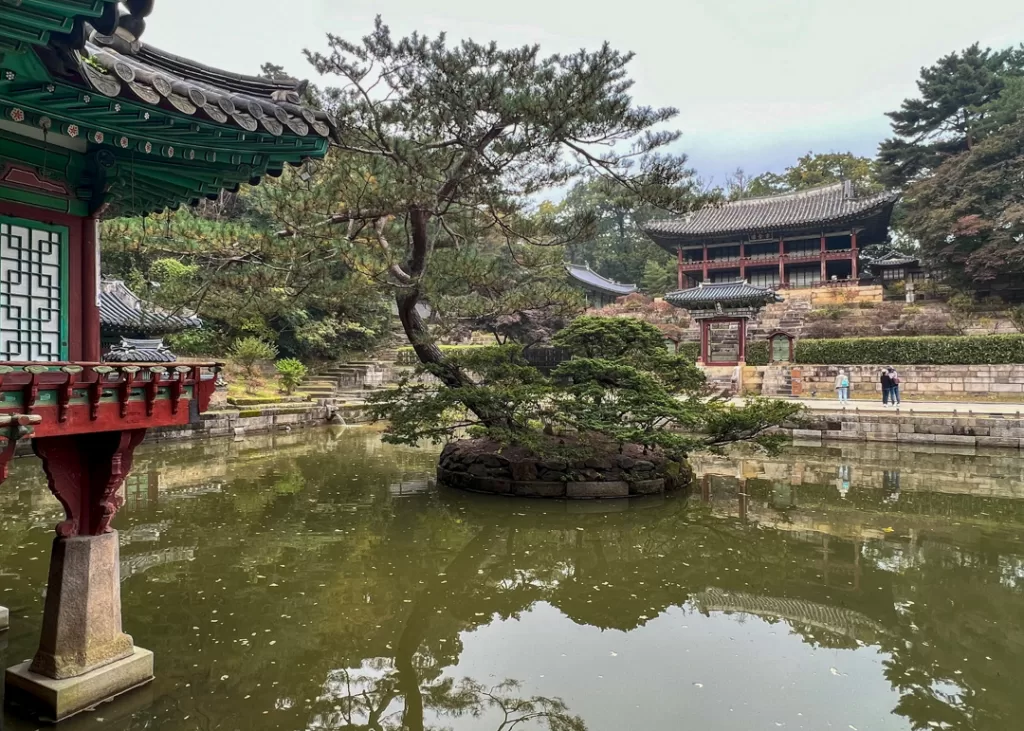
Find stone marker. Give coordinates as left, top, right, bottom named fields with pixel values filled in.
left=0, top=605, right=8, bottom=631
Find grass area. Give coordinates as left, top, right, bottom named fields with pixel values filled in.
left=226, top=380, right=283, bottom=400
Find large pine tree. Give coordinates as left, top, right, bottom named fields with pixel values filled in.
left=877, top=43, right=1024, bottom=188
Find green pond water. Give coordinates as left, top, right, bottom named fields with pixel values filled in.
left=2, top=427, right=1024, bottom=730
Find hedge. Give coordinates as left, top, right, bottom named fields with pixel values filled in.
left=794, top=334, right=1024, bottom=365
left=395, top=345, right=484, bottom=365
left=672, top=340, right=768, bottom=365
left=745, top=341, right=770, bottom=366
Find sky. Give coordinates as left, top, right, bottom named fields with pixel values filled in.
left=143, top=0, right=1023, bottom=186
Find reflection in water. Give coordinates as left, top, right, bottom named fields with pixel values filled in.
left=1, top=430, right=1023, bottom=730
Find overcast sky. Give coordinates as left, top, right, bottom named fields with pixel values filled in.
left=144, top=0, right=1022, bottom=186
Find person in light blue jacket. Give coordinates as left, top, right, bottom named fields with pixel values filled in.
left=834, top=370, right=850, bottom=403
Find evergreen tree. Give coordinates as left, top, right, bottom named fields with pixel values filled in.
left=296, top=17, right=703, bottom=425
left=877, top=43, right=1024, bottom=188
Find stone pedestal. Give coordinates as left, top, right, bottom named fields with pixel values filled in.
left=6, top=648, right=153, bottom=722
left=4, top=532, right=153, bottom=721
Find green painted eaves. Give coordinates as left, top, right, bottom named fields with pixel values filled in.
left=0, top=1, right=117, bottom=51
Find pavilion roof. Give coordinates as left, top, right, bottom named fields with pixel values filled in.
left=100, top=279, right=202, bottom=334
left=565, top=263, right=638, bottom=296
left=664, top=281, right=781, bottom=310
left=867, top=250, right=919, bottom=268
left=645, top=182, right=899, bottom=248
left=0, top=1, right=333, bottom=215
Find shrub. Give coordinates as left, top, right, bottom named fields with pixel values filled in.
left=947, top=293, right=977, bottom=335
left=745, top=340, right=770, bottom=366
left=808, top=306, right=845, bottom=321
left=396, top=344, right=484, bottom=365
left=1009, top=305, right=1024, bottom=333
left=229, top=337, right=278, bottom=393
left=166, top=328, right=223, bottom=356
left=676, top=342, right=700, bottom=362
left=276, top=358, right=308, bottom=394
left=794, top=334, right=1024, bottom=365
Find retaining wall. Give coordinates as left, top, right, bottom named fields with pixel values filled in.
left=146, top=401, right=371, bottom=442
left=761, top=364, right=1024, bottom=400
left=782, top=409, right=1024, bottom=449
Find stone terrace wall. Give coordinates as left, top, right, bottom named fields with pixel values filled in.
left=762, top=364, right=1024, bottom=400
left=783, top=410, right=1024, bottom=449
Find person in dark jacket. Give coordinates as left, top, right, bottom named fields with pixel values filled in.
left=880, top=369, right=893, bottom=406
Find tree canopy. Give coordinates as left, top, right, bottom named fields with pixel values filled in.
left=899, top=114, right=1024, bottom=285
left=727, top=152, right=879, bottom=200
left=877, top=43, right=1024, bottom=188
left=285, top=16, right=715, bottom=427
left=559, top=174, right=707, bottom=287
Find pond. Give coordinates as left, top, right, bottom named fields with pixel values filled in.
left=2, top=427, right=1024, bottom=730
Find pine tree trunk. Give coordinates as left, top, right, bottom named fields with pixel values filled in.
left=396, top=210, right=513, bottom=430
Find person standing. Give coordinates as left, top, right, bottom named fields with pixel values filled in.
left=834, top=369, right=850, bottom=403
left=880, top=368, right=892, bottom=406
left=887, top=367, right=901, bottom=405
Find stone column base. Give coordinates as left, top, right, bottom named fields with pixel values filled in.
left=6, top=646, right=153, bottom=722
left=0, top=605, right=8, bottom=631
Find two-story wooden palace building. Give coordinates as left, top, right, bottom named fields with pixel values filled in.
left=644, top=182, right=899, bottom=291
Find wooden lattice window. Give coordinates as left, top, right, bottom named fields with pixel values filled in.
left=0, top=216, right=69, bottom=361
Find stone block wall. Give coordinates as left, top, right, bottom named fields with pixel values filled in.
left=779, top=409, right=1024, bottom=449
left=762, top=364, right=1024, bottom=400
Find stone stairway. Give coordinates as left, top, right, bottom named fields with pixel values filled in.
left=749, top=298, right=814, bottom=339
left=297, top=361, right=394, bottom=403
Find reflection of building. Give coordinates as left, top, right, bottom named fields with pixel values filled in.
left=565, top=263, right=638, bottom=309
left=120, top=547, right=195, bottom=582
left=692, top=588, right=886, bottom=643
left=644, top=182, right=899, bottom=290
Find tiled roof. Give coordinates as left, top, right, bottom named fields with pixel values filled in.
left=100, top=279, right=202, bottom=333
left=73, top=35, right=337, bottom=141
left=565, top=263, right=638, bottom=296
left=645, top=182, right=899, bottom=242
left=868, top=250, right=919, bottom=267
left=105, top=338, right=177, bottom=363
left=664, top=281, right=781, bottom=309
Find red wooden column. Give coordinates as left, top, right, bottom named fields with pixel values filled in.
left=702, top=244, right=709, bottom=282
left=820, top=234, right=827, bottom=281
left=699, top=320, right=709, bottom=363
left=82, top=216, right=101, bottom=362
left=677, top=247, right=684, bottom=290
left=739, top=243, right=746, bottom=281
left=850, top=230, right=859, bottom=280
left=778, top=238, right=785, bottom=287
left=738, top=318, right=747, bottom=362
